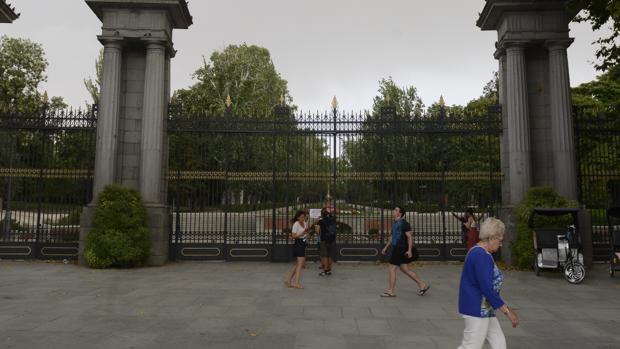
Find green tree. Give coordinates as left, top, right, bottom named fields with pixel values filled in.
left=170, top=44, right=334, bottom=209
left=83, top=49, right=103, bottom=106
left=569, top=0, right=620, bottom=71
left=0, top=36, right=48, bottom=112
left=174, top=44, right=292, bottom=115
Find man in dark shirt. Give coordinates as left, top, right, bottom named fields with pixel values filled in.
left=318, top=203, right=337, bottom=276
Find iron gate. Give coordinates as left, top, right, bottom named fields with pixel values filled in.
left=167, top=103, right=502, bottom=261
left=574, top=108, right=620, bottom=261
left=0, top=106, right=96, bottom=260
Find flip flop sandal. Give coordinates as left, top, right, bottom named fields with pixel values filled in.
left=380, top=292, right=396, bottom=297
left=418, top=285, right=431, bottom=296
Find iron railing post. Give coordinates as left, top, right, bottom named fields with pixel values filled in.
left=440, top=105, right=447, bottom=260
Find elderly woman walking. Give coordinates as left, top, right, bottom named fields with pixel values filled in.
left=458, top=217, right=519, bottom=349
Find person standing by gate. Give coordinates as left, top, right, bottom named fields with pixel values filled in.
left=453, top=208, right=481, bottom=250
left=318, top=205, right=337, bottom=276
left=285, top=210, right=310, bottom=289
left=380, top=206, right=430, bottom=297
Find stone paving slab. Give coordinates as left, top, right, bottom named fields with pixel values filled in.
left=0, top=260, right=619, bottom=348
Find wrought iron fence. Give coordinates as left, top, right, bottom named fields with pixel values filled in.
left=0, top=106, right=97, bottom=260
left=574, top=107, right=620, bottom=261
left=167, top=104, right=502, bottom=261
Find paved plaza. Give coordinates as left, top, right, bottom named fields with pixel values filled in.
left=0, top=260, right=619, bottom=348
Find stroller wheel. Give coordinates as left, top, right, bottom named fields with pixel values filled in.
left=564, top=262, right=585, bottom=284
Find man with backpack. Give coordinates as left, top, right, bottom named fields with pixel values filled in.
left=318, top=203, right=337, bottom=276
left=380, top=205, right=430, bottom=297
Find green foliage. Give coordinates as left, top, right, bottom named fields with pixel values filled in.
left=170, top=44, right=332, bottom=208
left=341, top=74, right=501, bottom=209
left=572, top=67, right=620, bottom=208
left=569, top=0, right=620, bottom=71
left=0, top=36, right=48, bottom=112
left=572, top=65, right=620, bottom=113
left=0, top=218, right=23, bottom=232
left=83, top=49, right=102, bottom=106
left=48, top=96, right=68, bottom=113
left=513, top=187, right=578, bottom=269
left=174, top=44, right=292, bottom=115
left=84, top=185, right=150, bottom=268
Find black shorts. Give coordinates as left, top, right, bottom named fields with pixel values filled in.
left=292, top=239, right=307, bottom=258
left=389, top=246, right=414, bottom=266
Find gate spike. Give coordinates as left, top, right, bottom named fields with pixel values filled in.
left=438, top=95, right=445, bottom=106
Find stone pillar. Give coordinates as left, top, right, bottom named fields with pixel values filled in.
left=505, top=43, right=531, bottom=205
left=82, top=0, right=192, bottom=266
left=495, top=49, right=510, bottom=205
left=92, top=38, right=122, bottom=200
left=140, top=41, right=166, bottom=205
left=548, top=40, right=578, bottom=201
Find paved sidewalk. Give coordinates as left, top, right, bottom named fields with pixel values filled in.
left=0, top=260, right=619, bottom=348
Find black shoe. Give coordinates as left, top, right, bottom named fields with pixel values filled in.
left=319, top=271, right=327, bottom=276
left=325, top=270, right=332, bottom=276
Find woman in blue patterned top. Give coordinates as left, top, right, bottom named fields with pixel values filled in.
left=457, top=217, right=519, bottom=349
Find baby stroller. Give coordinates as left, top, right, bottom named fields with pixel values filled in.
left=606, top=207, right=620, bottom=277
left=529, top=208, right=585, bottom=284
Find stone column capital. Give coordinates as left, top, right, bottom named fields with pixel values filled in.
left=97, top=35, right=124, bottom=49
left=142, top=38, right=176, bottom=57
left=502, top=41, right=528, bottom=53
left=545, top=38, right=574, bottom=51
left=494, top=48, right=506, bottom=60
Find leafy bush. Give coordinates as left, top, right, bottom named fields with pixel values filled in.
left=84, top=185, right=150, bottom=268
left=367, top=228, right=379, bottom=240
left=513, top=187, right=578, bottom=269
left=0, top=218, right=23, bottom=232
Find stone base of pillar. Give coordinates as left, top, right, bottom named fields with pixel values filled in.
left=78, top=204, right=171, bottom=267
left=578, top=209, right=593, bottom=268
left=78, top=204, right=97, bottom=267
left=145, top=205, right=171, bottom=266
left=498, top=206, right=518, bottom=265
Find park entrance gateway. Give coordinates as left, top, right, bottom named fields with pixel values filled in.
left=166, top=101, right=502, bottom=262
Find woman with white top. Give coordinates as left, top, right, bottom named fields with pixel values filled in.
left=285, top=210, right=310, bottom=289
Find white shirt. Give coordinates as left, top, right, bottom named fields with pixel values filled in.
left=292, top=221, right=307, bottom=241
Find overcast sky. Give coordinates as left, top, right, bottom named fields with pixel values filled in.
left=0, top=0, right=612, bottom=111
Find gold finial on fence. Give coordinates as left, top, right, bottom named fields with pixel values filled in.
left=279, top=94, right=285, bottom=105
left=331, top=96, right=338, bottom=110
left=42, top=91, right=49, bottom=104
left=438, top=95, right=445, bottom=106
left=225, top=94, right=232, bottom=108
left=385, top=93, right=391, bottom=105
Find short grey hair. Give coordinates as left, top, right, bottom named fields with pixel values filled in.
left=478, top=217, right=505, bottom=241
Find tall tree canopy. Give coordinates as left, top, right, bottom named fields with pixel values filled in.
left=0, top=35, right=48, bottom=112
left=569, top=0, right=620, bottom=71
left=173, top=44, right=292, bottom=115
left=83, top=49, right=103, bottom=106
